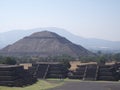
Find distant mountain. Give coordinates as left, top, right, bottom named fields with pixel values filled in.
left=0, top=31, right=93, bottom=58
left=0, top=27, right=120, bottom=53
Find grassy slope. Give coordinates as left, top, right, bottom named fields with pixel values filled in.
left=0, top=80, right=64, bottom=90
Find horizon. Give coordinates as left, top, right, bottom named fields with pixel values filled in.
left=0, top=0, right=120, bottom=41
left=0, top=27, right=120, bottom=42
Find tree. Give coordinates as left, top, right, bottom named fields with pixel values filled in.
left=3, top=57, right=17, bottom=65
left=97, top=50, right=102, bottom=55
left=113, top=53, right=120, bottom=61
left=62, top=59, right=71, bottom=69
left=50, top=54, right=73, bottom=68
left=97, top=56, right=106, bottom=65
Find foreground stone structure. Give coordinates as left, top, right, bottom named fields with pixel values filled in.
left=0, top=65, right=37, bottom=87
left=1, top=62, right=120, bottom=87
left=29, top=62, right=120, bottom=81
left=29, top=62, right=68, bottom=79
left=68, top=64, right=119, bottom=81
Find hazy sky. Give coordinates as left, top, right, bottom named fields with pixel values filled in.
left=0, top=0, right=120, bottom=41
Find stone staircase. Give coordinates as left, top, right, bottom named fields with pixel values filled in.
left=83, top=64, right=97, bottom=80
left=68, top=64, right=119, bottom=81
left=29, top=62, right=68, bottom=79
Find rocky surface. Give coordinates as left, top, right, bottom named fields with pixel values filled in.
left=0, top=31, right=93, bottom=58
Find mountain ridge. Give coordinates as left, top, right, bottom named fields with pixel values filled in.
left=0, top=27, right=120, bottom=53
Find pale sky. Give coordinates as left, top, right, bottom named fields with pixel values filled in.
left=0, top=0, right=120, bottom=41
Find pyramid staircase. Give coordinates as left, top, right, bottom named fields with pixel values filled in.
left=29, top=62, right=120, bottom=81
left=83, top=64, right=98, bottom=80
left=68, top=64, right=98, bottom=80
left=43, top=64, right=50, bottom=79
left=29, top=62, right=68, bottom=79
left=33, top=64, right=40, bottom=76
left=69, top=64, right=119, bottom=81
left=35, top=64, right=49, bottom=78
left=47, top=64, right=68, bottom=78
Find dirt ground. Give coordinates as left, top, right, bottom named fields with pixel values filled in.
left=69, top=61, right=116, bottom=71
left=20, top=63, right=32, bottom=69
left=49, top=81, right=120, bottom=90
left=70, top=61, right=97, bottom=71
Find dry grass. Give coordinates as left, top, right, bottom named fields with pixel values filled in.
left=105, top=61, right=116, bottom=65
left=70, top=61, right=118, bottom=71
left=19, top=61, right=117, bottom=70
left=20, top=63, right=32, bottom=69
left=70, top=61, right=97, bottom=71
left=69, top=61, right=81, bottom=71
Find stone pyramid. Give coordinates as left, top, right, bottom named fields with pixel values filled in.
left=0, top=31, right=93, bottom=58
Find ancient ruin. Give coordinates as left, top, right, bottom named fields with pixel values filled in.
left=0, top=65, right=37, bottom=87
left=0, top=31, right=93, bottom=58
left=0, top=62, right=120, bottom=87
left=68, top=63, right=119, bottom=81
left=29, top=62, right=68, bottom=79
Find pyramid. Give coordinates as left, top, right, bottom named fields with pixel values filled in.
left=0, top=31, right=93, bottom=58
